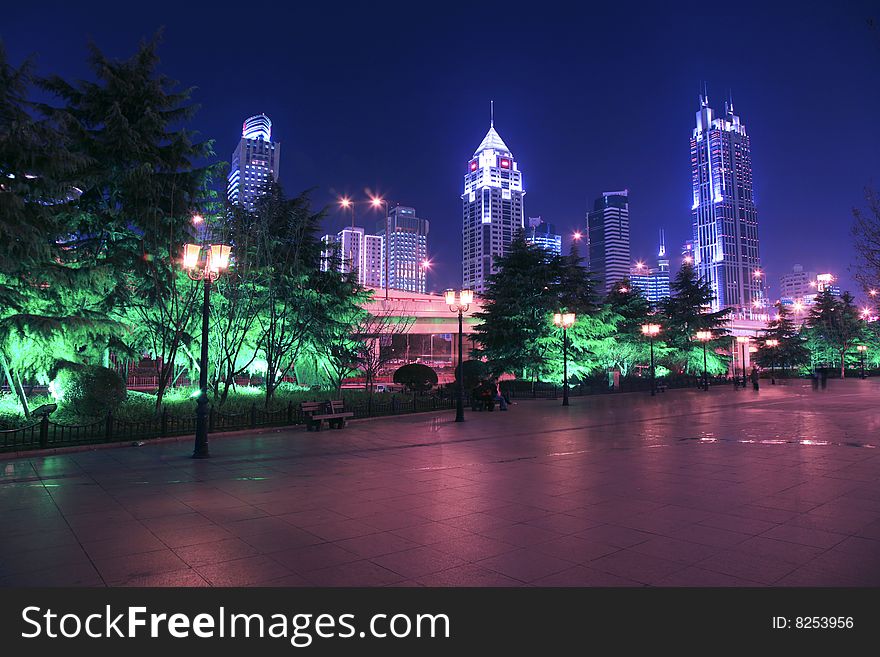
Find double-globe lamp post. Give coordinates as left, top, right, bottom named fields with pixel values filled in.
left=857, top=345, right=868, bottom=379
left=695, top=331, right=712, bottom=391
left=183, top=241, right=232, bottom=459
left=553, top=313, right=576, bottom=406
left=445, top=288, right=473, bottom=422
left=736, top=336, right=750, bottom=388
left=765, top=339, right=779, bottom=384
left=641, top=323, right=661, bottom=396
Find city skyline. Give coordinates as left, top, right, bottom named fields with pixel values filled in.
left=4, top=1, right=877, bottom=300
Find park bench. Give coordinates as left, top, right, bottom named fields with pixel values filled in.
left=301, top=400, right=354, bottom=431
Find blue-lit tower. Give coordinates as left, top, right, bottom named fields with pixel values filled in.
left=227, top=114, right=281, bottom=210
left=690, top=93, right=763, bottom=315
left=462, top=111, right=525, bottom=294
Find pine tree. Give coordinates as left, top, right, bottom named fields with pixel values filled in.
left=660, top=262, right=730, bottom=375
left=806, top=289, right=863, bottom=377
left=472, top=234, right=555, bottom=379
left=757, top=302, right=808, bottom=374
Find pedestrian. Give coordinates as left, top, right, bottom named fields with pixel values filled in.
left=820, top=366, right=828, bottom=389
left=750, top=365, right=760, bottom=391
left=492, top=379, right=508, bottom=410
left=811, top=368, right=819, bottom=391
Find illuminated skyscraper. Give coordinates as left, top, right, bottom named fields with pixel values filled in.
left=587, top=190, right=631, bottom=293
left=377, top=205, right=429, bottom=293
left=691, top=94, right=763, bottom=315
left=320, top=227, right=384, bottom=288
left=227, top=114, right=281, bottom=210
left=462, top=113, right=525, bottom=293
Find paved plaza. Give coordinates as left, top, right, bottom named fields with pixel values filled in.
left=2, top=379, right=879, bottom=587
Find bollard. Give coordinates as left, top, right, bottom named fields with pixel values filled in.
left=39, top=415, right=49, bottom=448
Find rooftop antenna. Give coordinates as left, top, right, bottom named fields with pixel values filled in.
left=490, top=99, right=494, bottom=127
left=659, top=229, right=666, bottom=257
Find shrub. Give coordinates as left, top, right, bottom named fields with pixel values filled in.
left=393, top=363, right=438, bottom=392
left=455, top=360, right=488, bottom=390
left=50, top=361, right=126, bottom=417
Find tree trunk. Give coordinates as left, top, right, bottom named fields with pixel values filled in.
left=0, top=350, right=30, bottom=418
left=841, top=352, right=846, bottom=379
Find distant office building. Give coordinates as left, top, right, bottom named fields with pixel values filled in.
left=321, top=227, right=384, bottom=288
left=227, top=114, right=281, bottom=210
left=462, top=116, right=525, bottom=293
left=525, top=216, right=562, bottom=256
left=630, top=230, right=671, bottom=304
left=690, top=94, right=763, bottom=315
left=587, top=190, right=631, bottom=292
left=779, top=264, right=817, bottom=303
left=377, top=205, right=429, bottom=293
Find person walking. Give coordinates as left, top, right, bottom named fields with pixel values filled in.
left=750, top=365, right=760, bottom=391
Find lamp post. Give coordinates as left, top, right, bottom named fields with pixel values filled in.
left=370, top=196, right=391, bottom=300
left=641, top=323, right=661, bottom=396
left=446, top=288, right=473, bottom=422
left=553, top=312, right=576, bottom=406
left=765, top=339, right=779, bottom=384
left=696, top=331, right=712, bottom=391
left=858, top=345, right=867, bottom=379
left=182, top=241, right=232, bottom=459
left=736, top=336, right=750, bottom=388
left=339, top=197, right=356, bottom=274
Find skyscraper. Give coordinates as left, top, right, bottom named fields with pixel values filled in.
left=630, top=230, right=671, bottom=304
left=320, top=227, right=384, bottom=288
left=690, top=94, right=763, bottom=315
left=377, top=205, right=429, bottom=293
left=587, top=190, right=631, bottom=293
left=227, top=114, right=281, bottom=210
left=525, top=217, right=562, bottom=256
left=462, top=114, right=525, bottom=293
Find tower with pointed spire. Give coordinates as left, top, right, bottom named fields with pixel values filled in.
left=690, top=90, right=763, bottom=316
left=461, top=106, right=525, bottom=293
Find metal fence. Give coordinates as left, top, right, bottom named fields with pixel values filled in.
left=0, top=394, right=459, bottom=454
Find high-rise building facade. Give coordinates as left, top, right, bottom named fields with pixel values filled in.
left=690, top=95, right=763, bottom=315
left=377, top=205, right=429, bottom=293
left=525, top=216, right=562, bottom=256
left=779, top=264, right=817, bottom=303
left=630, top=230, right=671, bottom=304
left=227, top=114, right=281, bottom=210
left=321, top=227, right=383, bottom=288
left=462, top=119, right=525, bottom=293
left=587, top=190, right=631, bottom=293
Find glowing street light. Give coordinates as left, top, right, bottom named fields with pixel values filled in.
left=553, top=312, right=576, bottom=406
left=695, top=331, right=712, bottom=391
left=182, top=240, right=232, bottom=458
left=572, top=231, right=582, bottom=241
left=370, top=196, right=391, bottom=300
left=765, top=338, right=779, bottom=384
left=736, top=336, right=750, bottom=388
left=857, top=345, right=868, bottom=379
left=446, top=289, right=474, bottom=422
left=641, top=323, right=661, bottom=396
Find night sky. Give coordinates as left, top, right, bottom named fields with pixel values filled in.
left=4, top=1, right=879, bottom=299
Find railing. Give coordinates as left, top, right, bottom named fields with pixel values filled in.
left=0, top=394, right=458, bottom=454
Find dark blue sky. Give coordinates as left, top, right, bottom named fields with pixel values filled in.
left=5, top=1, right=879, bottom=299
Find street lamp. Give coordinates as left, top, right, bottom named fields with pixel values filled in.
left=553, top=312, right=576, bottom=406
left=370, top=195, right=390, bottom=300
left=857, top=345, right=868, bottom=379
left=182, top=241, right=232, bottom=459
left=736, top=336, right=750, bottom=388
left=641, top=323, right=661, bottom=396
left=446, top=288, right=473, bottom=422
left=765, top=339, right=779, bottom=384
left=695, top=331, right=712, bottom=391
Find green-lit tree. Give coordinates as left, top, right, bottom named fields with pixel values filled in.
left=38, top=37, right=220, bottom=408
left=806, top=289, right=863, bottom=378
left=756, top=302, right=809, bottom=375
left=660, top=262, right=730, bottom=375
left=0, top=45, right=123, bottom=416
left=599, top=280, right=656, bottom=376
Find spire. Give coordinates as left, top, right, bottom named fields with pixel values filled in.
left=474, top=103, right=511, bottom=156
left=490, top=99, right=494, bottom=127
left=658, top=229, right=666, bottom=257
